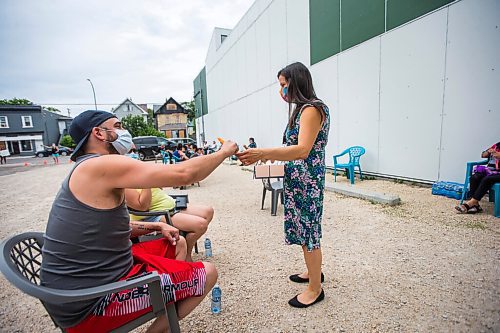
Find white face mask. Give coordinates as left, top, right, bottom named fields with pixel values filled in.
left=102, top=128, right=133, bottom=155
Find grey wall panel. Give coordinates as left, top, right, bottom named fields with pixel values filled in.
left=439, top=0, right=500, bottom=182
left=286, top=0, right=310, bottom=65
left=379, top=8, right=448, bottom=180
left=268, top=0, right=289, bottom=83
left=255, top=9, right=272, bottom=89
left=310, top=55, right=340, bottom=164
left=338, top=38, right=381, bottom=173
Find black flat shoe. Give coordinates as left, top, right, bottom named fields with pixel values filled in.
left=288, top=289, right=325, bottom=308
left=289, top=272, right=324, bottom=283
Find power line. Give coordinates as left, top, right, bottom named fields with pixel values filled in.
left=38, top=102, right=165, bottom=105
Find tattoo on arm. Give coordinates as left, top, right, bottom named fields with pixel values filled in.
left=130, top=222, right=158, bottom=231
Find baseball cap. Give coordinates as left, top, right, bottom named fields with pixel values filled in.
left=69, top=110, right=117, bottom=161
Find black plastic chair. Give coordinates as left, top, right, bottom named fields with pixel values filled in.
left=0, top=232, right=180, bottom=333
left=261, top=178, right=284, bottom=216
left=129, top=194, right=199, bottom=254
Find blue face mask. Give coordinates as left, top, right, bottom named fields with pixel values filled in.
left=281, top=86, right=288, bottom=102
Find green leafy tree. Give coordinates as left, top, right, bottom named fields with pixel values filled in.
left=121, top=115, right=165, bottom=138
left=181, top=100, right=196, bottom=122
left=147, top=108, right=155, bottom=126
left=0, top=98, right=33, bottom=105
left=60, top=135, right=76, bottom=148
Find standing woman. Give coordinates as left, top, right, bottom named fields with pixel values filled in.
left=237, top=62, right=330, bottom=308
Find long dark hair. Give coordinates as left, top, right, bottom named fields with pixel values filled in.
left=277, top=62, right=325, bottom=129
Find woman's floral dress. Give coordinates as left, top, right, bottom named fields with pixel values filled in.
left=283, top=103, right=330, bottom=251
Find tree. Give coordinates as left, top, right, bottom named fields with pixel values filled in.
left=44, top=106, right=61, bottom=113
left=121, top=115, right=165, bottom=138
left=181, top=100, right=196, bottom=122
left=60, top=135, right=76, bottom=148
left=0, top=98, right=33, bottom=105
left=147, top=108, right=155, bottom=126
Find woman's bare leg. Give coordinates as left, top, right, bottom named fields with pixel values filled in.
left=171, top=213, right=207, bottom=262
left=296, top=246, right=322, bottom=304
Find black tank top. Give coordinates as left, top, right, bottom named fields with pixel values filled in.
left=41, top=154, right=133, bottom=328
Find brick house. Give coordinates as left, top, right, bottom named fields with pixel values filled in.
left=154, top=97, right=188, bottom=138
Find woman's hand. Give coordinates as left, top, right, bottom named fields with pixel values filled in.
left=235, top=148, right=265, bottom=165
left=160, top=224, right=180, bottom=245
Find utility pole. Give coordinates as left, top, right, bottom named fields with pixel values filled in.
left=86, top=78, right=97, bottom=110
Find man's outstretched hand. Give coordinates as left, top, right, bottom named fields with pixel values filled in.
left=220, top=140, right=239, bottom=158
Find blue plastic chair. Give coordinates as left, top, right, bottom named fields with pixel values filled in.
left=460, top=159, right=488, bottom=204
left=460, top=159, right=499, bottom=217
left=160, top=150, right=172, bottom=164
left=333, top=146, right=366, bottom=185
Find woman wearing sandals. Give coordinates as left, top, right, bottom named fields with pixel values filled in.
left=456, top=142, right=500, bottom=214
left=237, top=62, right=330, bottom=308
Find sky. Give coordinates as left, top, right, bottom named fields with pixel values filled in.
left=0, top=0, right=254, bottom=117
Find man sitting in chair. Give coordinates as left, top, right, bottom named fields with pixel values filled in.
left=126, top=187, right=214, bottom=262
left=40, top=110, right=238, bottom=333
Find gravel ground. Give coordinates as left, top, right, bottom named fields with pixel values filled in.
left=0, top=161, right=498, bottom=332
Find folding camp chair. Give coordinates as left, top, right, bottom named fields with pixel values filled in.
left=129, top=194, right=199, bottom=253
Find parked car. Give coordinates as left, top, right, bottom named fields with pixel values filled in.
left=35, top=146, right=74, bottom=158
left=132, top=136, right=176, bottom=160
left=169, top=138, right=196, bottom=146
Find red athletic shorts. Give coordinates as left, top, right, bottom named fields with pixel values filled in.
left=67, top=238, right=206, bottom=333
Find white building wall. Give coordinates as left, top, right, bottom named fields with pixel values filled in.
left=201, top=0, right=500, bottom=183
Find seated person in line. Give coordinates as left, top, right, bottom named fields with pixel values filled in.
left=126, top=187, right=214, bottom=262
left=159, top=144, right=174, bottom=164
left=456, top=141, right=500, bottom=214
left=125, top=144, right=139, bottom=160
left=196, top=147, right=204, bottom=156
left=173, top=143, right=189, bottom=161
left=208, top=140, right=217, bottom=154
left=243, top=137, right=257, bottom=150
left=40, top=110, right=237, bottom=332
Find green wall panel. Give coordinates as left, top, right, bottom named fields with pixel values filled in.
left=309, top=0, right=340, bottom=65
left=341, top=0, right=385, bottom=51
left=193, top=67, right=208, bottom=118
left=387, top=0, right=454, bottom=30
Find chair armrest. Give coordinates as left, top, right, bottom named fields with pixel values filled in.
left=128, top=209, right=170, bottom=217
left=333, top=150, right=349, bottom=165
left=169, top=194, right=188, bottom=201
left=466, top=159, right=489, bottom=167
left=10, top=271, right=164, bottom=304
left=465, top=159, right=489, bottom=178
left=128, top=209, right=174, bottom=226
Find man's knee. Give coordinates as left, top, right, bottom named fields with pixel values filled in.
left=176, top=236, right=187, bottom=256
left=203, top=262, right=218, bottom=286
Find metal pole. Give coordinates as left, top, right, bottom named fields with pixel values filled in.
left=86, top=78, right=97, bottom=110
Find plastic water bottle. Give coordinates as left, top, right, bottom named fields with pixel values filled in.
left=204, top=238, right=212, bottom=257
left=211, top=284, right=221, bottom=314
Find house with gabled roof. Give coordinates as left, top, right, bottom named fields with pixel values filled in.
left=154, top=97, right=188, bottom=139
left=112, top=98, right=148, bottom=122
